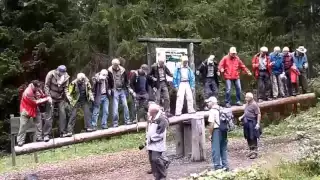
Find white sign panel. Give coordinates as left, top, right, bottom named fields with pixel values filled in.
left=155, top=48, right=188, bottom=81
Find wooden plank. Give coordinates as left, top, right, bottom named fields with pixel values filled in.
left=183, top=120, right=192, bottom=157
left=137, top=37, right=202, bottom=44
left=14, top=93, right=316, bottom=154
left=175, top=123, right=184, bottom=156
left=191, top=115, right=206, bottom=161
left=188, top=42, right=196, bottom=109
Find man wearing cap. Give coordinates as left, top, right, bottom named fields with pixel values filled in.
left=269, top=46, right=285, bottom=99
left=207, top=96, right=229, bottom=171
left=239, top=92, right=262, bottom=159
left=292, top=46, right=308, bottom=94
left=66, top=73, right=94, bottom=136
left=282, top=47, right=295, bottom=96
left=146, top=103, right=170, bottom=180
left=108, top=58, right=132, bottom=127
left=173, top=55, right=196, bottom=116
left=219, top=47, right=252, bottom=108
left=196, top=55, right=220, bottom=103
left=149, top=57, right=173, bottom=116
left=130, top=64, right=153, bottom=123
left=44, top=65, right=71, bottom=137
left=91, top=69, right=113, bottom=130
left=252, top=46, right=272, bottom=102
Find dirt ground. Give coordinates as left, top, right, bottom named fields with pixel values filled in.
left=1, top=136, right=300, bottom=180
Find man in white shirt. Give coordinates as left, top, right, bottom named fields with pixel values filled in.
left=207, top=96, right=229, bottom=171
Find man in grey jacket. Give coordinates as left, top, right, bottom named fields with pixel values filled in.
left=44, top=65, right=71, bottom=137
left=147, top=103, right=170, bottom=180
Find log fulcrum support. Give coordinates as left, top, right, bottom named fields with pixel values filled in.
left=14, top=93, right=316, bottom=155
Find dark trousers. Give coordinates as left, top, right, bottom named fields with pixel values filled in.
left=67, top=100, right=92, bottom=133
left=135, top=93, right=149, bottom=122
left=156, top=81, right=170, bottom=113
left=204, top=78, right=218, bottom=99
left=46, top=100, right=68, bottom=135
left=284, top=69, right=293, bottom=96
left=298, top=71, right=308, bottom=93
left=243, top=117, right=261, bottom=151
left=257, top=71, right=271, bottom=100
left=247, top=138, right=258, bottom=151
left=148, top=150, right=167, bottom=180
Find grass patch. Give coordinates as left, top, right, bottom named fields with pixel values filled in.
left=0, top=132, right=144, bottom=174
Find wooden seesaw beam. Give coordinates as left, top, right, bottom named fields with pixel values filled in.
left=14, top=93, right=316, bottom=155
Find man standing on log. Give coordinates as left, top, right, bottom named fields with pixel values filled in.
left=219, top=47, right=252, bottom=108
left=196, top=55, right=220, bottom=102
left=130, top=64, right=153, bottom=123
left=207, top=96, right=229, bottom=171
left=66, top=73, right=94, bottom=136
left=239, top=92, right=262, bottom=159
left=44, top=65, right=71, bottom=137
left=269, top=46, right=285, bottom=99
left=173, top=55, right=196, bottom=116
left=252, top=46, right=272, bottom=102
left=18, top=80, right=52, bottom=146
left=282, top=47, right=295, bottom=96
left=91, top=69, right=112, bottom=130
left=149, top=57, right=173, bottom=116
left=108, top=58, right=132, bottom=127
left=146, top=103, right=170, bottom=180
left=292, top=46, right=308, bottom=94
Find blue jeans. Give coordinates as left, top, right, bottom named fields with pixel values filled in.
left=113, top=89, right=130, bottom=126
left=225, top=79, right=242, bottom=104
left=91, top=95, right=109, bottom=128
left=211, top=129, right=228, bottom=170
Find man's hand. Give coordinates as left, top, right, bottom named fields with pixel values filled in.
left=66, top=95, right=72, bottom=103
left=196, top=70, right=200, bottom=76
left=255, top=123, right=260, bottom=130
left=89, top=95, right=94, bottom=102
left=247, top=71, right=252, bottom=76
left=270, top=62, right=275, bottom=66
left=217, top=71, right=220, bottom=76
left=238, top=115, right=244, bottom=121
left=208, top=135, right=212, bottom=142
left=153, top=87, right=157, bottom=92
left=47, top=96, right=53, bottom=104
left=108, top=90, right=112, bottom=96
left=152, top=77, right=157, bottom=82
left=220, top=68, right=224, bottom=73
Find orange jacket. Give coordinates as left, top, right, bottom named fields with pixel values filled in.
left=290, top=65, right=300, bottom=83
left=252, top=53, right=272, bottom=79
left=218, top=55, right=250, bottom=80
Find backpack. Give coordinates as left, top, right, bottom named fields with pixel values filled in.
left=213, top=107, right=235, bottom=132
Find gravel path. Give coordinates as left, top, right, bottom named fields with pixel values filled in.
left=1, top=136, right=300, bottom=180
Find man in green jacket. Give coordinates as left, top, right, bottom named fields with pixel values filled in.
left=65, top=73, right=94, bottom=136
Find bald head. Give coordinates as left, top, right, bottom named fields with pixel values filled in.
left=148, top=103, right=160, bottom=118
left=245, top=92, right=254, bottom=103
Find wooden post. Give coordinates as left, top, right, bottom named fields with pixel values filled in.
left=183, top=120, right=192, bottom=157
left=175, top=123, right=184, bottom=157
left=147, top=42, right=152, bottom=67
left=32, top=133, right=39, bottom=163
left=188, top=42, right=196, bottom=109
left=11, top=134, right=16, bottom=166
left=191, top=115, right=206, bottom=161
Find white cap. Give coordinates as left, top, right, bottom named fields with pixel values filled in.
left=100, top=69, right=108, bottom=75
left=77, top=73, right=86, bottom=80
left=208, top=55, right=215, bottom=61
left=274, top=46, right=281, bottom=52
left=282, top=46, right=289, bottom=52
left=229, top=47, right=237, bottom=54
left=181, top=56, right=189, bottom=62
left=260, top=46, right=268, bottom=52
left=111, top=58, right=120, bottom=65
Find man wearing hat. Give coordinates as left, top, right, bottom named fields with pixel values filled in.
left=219, top=47, right=252, bottom=108
left=66, top=73, right=94, bottom=136
left=108, top=58, right=132, bottom=127
left=252, top=46, right=273, bottom=102
left=196, top=55, right=220, bottom=104
left=292, top=46, right=308, bottom=94
left=149, top=56, right=173, bottom=116
left=91, top=69, right=113, bottom=130
left=44, top=65, right=71, bottom=137
left=173, top=55, right=196, bottom=116
left=130, top=64, right=153, bottom=123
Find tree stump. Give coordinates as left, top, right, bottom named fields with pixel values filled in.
left=183, top=120, right=192, bottom=157
left=191, top=115, right=206, bottom=161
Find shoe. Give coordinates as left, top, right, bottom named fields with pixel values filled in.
left=64, top=132, right=72, bottom=137
left=17, top=142, right=24, bottom=147
left=188, top=111, right=196, bottom=114
left=113, top=124, right=119, bottom=128
left=175, top=114, right=181, bottom=116
left=225, top=103, right=231, bottom=108
left=125, top=121, right=132, bottom=125
left=249, top=152, right=258, bottom=159
left=101, top=127, right=108, bottom=130
left=267, top=98, right=273, bottom=101
left=132, top=120, right=138, bottom=124
left=36, top=137, right=44, bottom=142
left=43, top=136, right=50, bottom=142
left=258, top=99, right=263, bottom=103
left=235, top=101, right=242, bottom=106
left=86, top=128, right=94, bottom=132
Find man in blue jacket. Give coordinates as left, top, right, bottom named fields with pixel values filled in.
left=270, top=46, right=285, bottom=99
left=173, top=55, right=196, bottom=116
left=292, top=46, right=308, bottom=94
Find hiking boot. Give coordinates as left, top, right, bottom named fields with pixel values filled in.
left=125, top=121, right=132, bottom=125
left=64, top=132, right=72, bottom=137
left=258, top=99, right=263, bottom=103
left=101, top=126, right=108, bottom=130
left=43, top=136, right=50, bottom=142
left=235, top=101, right=242, bottom=106
left=17, top=142, right=24, bottom=147
left=267, top=98, right=273, bottom=101
left=175, top=114, right=181, bottom=116
left=249, top=152, right=258, bottom=159
left=166, top=112, right=173, bottom=117
left=188, top=111, right=196, bottom=114
left=225, top=103, right=231, bottom=108
left=113, top=124, right=119, bottom=128
left=132, top=119, right=138, bottom=124
left=86, top=128, right=95, bottom=132
left=36, top=137, right=44, bottom=142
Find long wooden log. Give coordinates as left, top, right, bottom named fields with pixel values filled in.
left=137, top=37, right=202, bottom=44
left=14, top=93, right=316, bottom=155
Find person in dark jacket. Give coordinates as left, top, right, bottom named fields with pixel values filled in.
left=282, top=47, right=295, bottom=96
left=239, top=92, right=262, bottom=159
left=130, top=64, right=153, bottom=123
left=149, top=57, right=173, bottom=115
left=91, top=69, right=113, bottom=129
left=44, top=65, right=71, bottom=137
left=196, top=55, right=220, bottom=101
left=108, top=58, right=132, bottom=127
left=269, top=46, right=285, bottom=99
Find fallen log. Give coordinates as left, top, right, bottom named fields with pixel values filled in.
left=14, top=93, right=316, bottom=155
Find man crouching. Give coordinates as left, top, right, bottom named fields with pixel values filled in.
left=146, top=103, right=170, bottom=180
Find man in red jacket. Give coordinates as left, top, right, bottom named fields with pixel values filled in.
left=252, top=46, right=273, bottom=102
left=17, top=80, right=52, bottom=146
left=219, top=47, right=252, bottom=108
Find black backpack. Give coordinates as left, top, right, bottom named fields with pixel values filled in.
left=213, top=107, right=235, bottom=132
